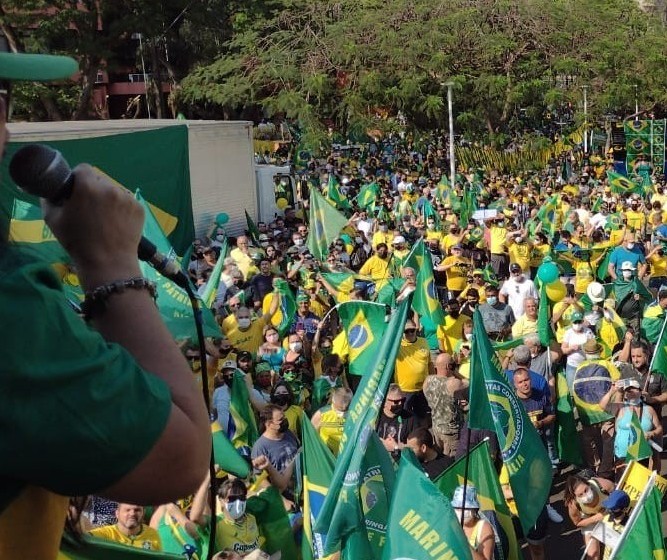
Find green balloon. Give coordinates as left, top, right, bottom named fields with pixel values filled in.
left=216, top=213, right=229, bottom=226
left=537, top=262, right=559, bottom=284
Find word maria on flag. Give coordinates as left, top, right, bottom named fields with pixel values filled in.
left=381, top=450, right=472, bottom=560
left=468, top=309, right=553, bottom=533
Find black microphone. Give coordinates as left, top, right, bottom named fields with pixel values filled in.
left=9, top=143, right=191, bottom=291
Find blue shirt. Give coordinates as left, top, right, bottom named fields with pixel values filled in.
left=609, top=246, right=645, bottom=275
left=505, top=368, right=550, bottom=401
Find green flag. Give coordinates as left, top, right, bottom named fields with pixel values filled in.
left=327, top=175, right=352, bottom=210
left=60, top=534, right=182, bottom=560
left=315, top=299, right=409, bottom=553
left=307, top=189, right=349, bottom=261
left=246, top=485, right=299, bottom=558
left=226, top=370, right=259, bottom=447
left=626, top=410, right=653, bottom=461
left=537, top=282, right=553, bottom=347
left=8, top=199, right=70, bottom=265
left=468, top=309, right=553, bottom=533
left=199, top=239, right=228, bottom=309
left=555, top=370, right=584, bottom=466
left=434, top=440, right=520, bottom=560
left=245, top=210, right=261, bottom=246
left=273, top=278, right=297, bottom=337
left=536, top=195, right=558, bottom=237
left=136, top=191, right=220, bottom=341
left=311, top=376, right=342, bottom=413
left=607, top=170, right=642, bottom=195
left=321, top=271, right=369, bottom=303
left=302, top=415, right=337, bottom=560
left=211, top=422, right=250, bottom=478
left=614, top=487, right=666, bottom=560
left=338, top=301, right=389, bottom=376
left=356, top=182, right=380, bottom=210
left=649, top=314, right=667, bottom=377
left=404, top=239, right=446, bottom=325
left=381, top=451, right=473, bottom=560
left=641, top=307, right=665, bottom=344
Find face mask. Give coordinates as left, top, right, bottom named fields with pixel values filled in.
left=498, top=221, right=505, bottom=227
left=573, top=323, right=584, bottom=332
left=380, top=225, right=388, bottom=232
left=189, top=359, right=201, bottom=372
left=579, top=488, right=595, bottom=505
left=487, top=296, right=497, bottom=306
left=465, top=332, right=473, bottom=341
left=334, top=409, right=346, bottom=418
left=427, top=223, right=435, bottom=230
left=622, top=270, right=633, bottom=280
left=626, top=242, right=635, bottom=250
left=456, top=509, right=473, bottom=523
left=273, top=229, right=282, bottom=237
left=278, top=418, right=289, bottom=433
left=260, top=241, right=269, bottom=247
left=390, top=403, right=403, bottom=415
left=289, top=342, right=303, bottom=353
left=515, top=237, right=524, bottom=244
left=216, top=234, right=225, bottom=241
left=226, top=499, right=246, bottom=520
left=625, top=397, right=641, bottom=406
left=237, top=317, right=252, bottom=329
left=294, top=239, right=304, bottom=246
left=272, top=393, right=289, bottom=407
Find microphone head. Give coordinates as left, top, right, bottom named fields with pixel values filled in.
left=9, top=143, right=72, bottom=200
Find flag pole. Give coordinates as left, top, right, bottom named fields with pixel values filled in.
left=645, top=312, right=667, bottom=392
left=459, top=335, right=478, bottom=527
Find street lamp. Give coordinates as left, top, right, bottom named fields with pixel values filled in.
left=442, top=81, right=456, bottom=187
left=633, top=84, right=639, bottom=116
left=582, top=85, right=588, bottom=154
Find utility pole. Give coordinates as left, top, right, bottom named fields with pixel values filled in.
left=582, top=85, right=588, bottom=154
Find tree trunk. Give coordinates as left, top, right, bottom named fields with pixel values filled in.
left=150, top=41, right=165, bottom=118
left=72, top=60, right=99, bottom=120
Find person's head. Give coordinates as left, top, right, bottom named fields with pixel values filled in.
left=601, top=490, right=631, bottom=522
left=451, top=244, right=463, bottom=257
left=658, top=287, right=667, bottom=310
left=288, top=333, right=303, bottom=353
left=630, top=340, right=649, bottom=372
left=259, top=258, right=271, bottom=275
left=184, top=347, right=202, bottom=372
left=235, top=306, right=252, bottom=330
left=115, top=504, right=145, bottom=535
left=401, top=266, right=416, bottom=285
left=513, top=367, right=531, bottom=398
left=621, top=379, right=642, bottom=405
left=450, top=485, right=480, bottom=525
left=403, top=320, right=418, bottom=343
left=509, top=262, right=523, bottom=281
left=297, top=296, right=311, bottom=315
left=260, top=403, right=289, bottom=435
left=523, top=297, right=537, bottom=319
left=620, top=260, right=636, bottom=281
left=485, top=286, right=499, bottom=306
left=376, top=242, right=388, bottom=259
left=237, top=351, right=253, bottom=373
left=464, top=288, right=479, bottom=309
left=236, top=235, right=250, bottom=251
left=582, top=339, right=602, bottom=360
left=254, top=363, right=273, bottom=390
left=623, top=231, right=636, bottom=250
left=383, top=383, right=405, bottom=416
left=513, top=345, right=532, bottom=368
left=264, top=326, right=280, bottom=345
left=406, top=427, right=436, bottom=462
left=322, top=353, right=343, bottom=379
left=331, top=387, right=353, bottom=415
left=292, top=232, right=304, bottom=247
left=218, top=478, right=247, bottom=521
left=570, top=310, right=584, bottom=332
left=319, top=336, right=333, bottom=357
left=523, top=333, right=542, bottom=358
left=446, top=298, right=460, bottom=318
left=435, top=352, right=457, bottom=377
left=564, top=474, right=599, bottom=507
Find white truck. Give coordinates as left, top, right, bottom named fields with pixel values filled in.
left=7, top=119, right=298, bottom=239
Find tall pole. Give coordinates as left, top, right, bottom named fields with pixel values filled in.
left=582, top=85, right=588, bottom=154
left=634, top=84, right=639, bottom=115
left=137, top=33, right=152, bottom=119
left=446, top=81, right=455, bottom=187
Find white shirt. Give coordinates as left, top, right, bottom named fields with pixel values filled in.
left=589, top=213, right=608, bottom=230
left=563, top=327, right=595, bottom=369
left=499, top=276, right=538, bottom=318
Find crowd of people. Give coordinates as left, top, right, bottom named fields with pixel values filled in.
left=72, top=139, right=667, bottom=560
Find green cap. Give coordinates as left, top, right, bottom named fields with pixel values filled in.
left=0, top=51, right=78, bottom=82
left=571, top=311, right=584, bottom=322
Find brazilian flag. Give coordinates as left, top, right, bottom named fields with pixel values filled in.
left=356, top=182, right=380, bottom=210
left=571, top=360, right=619, bottom=426
left=326, top=175, right=351, bottom=211
left=320, top=272, right=370, bottom=304
left=226, top=370, right=259, bottom=447
left=607, top=170, right=642, bottom=195
left=307, top=189, right=349, bottom=260
left=536, top=195, right=558, bottom=236
left=272, top=279, right=296, bottom=337
left=211, top=422, right=250, bottom=478
left=60, top=533, right=182, bottom=559
left=404, top=239, right=445, bottom=325
left=614, top=487, right=666, bottom=560
left=435, top=440, right=520, bottom=560
left=626, top=410, right=652, bottom=461
left=650, top=313, right=667, bottom=378
left=338, top=301, right=388, bottom=377
left=605, top=212, right=624, bottom=231
left=8, top=198, right=69, bottom=265
left=245, top=210, right=261, bottom=246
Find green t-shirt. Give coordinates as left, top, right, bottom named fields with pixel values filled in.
left=0, top=251, right=172, bottom=557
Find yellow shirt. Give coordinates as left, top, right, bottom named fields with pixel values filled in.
left=436, top=315, right=467, bottom=354
left=441, top=234, right=460, bottom=254
left=372, top=231, right=394, bottom=249
left=317, top=407, right=346, bottom=455
left=425, top=230, right=444, bottom=244
left=625, top=210, right=645, bottom=232
left=649, top=254, right=667, bottom=278
left=511, top=315, right=538, bottom=339
left=359, top=255, right=391, bottom=281
left=507, top=242, right=532, bottom=272
left=530, top=243, right=551, bottom=268
left=489, top=226, right=507, bottom=254
left=394, top=337, right=431, bottom=392
left=224, top=319, right=267, bottom=354
left=90, top=524, right=162, bottom=551
left=574, top=261, right=595, bottom=294
left=285, top=405, right=303, bottom=439
left=460, top=283, right=487, bottom=303
left=553, top=301, right=578, bottom=343
left=215, top=513, right=261, bottom=555
left=442, top=255, right=471, bottom=291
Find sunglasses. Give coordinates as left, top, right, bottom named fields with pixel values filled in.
left=404, top=329, right=417, bottom=334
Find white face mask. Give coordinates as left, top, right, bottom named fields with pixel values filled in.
left=486, top=296, right=497, bottom=306
left=573, top=323, right=584, bottom=332
left=427, top=223, right=435, bottom=230
left=380, top=225, right=388, bottom=232
left=626, top=397, right=641, bottom=406
left=465, top=332, right=473, bottom=341
left=294, top=239, right=304, bottom=246
left=237, top=317, right=252, bottom=329
left=226, top=499, right=246, bottom=520
left=622, top=270, right=633, bottom=280
left=216, top=234, right=225, bottom=241
left=579, top=488, right=595, bottom=505
left=626, top=242, right=635, bottom=250
left=455, top=509, right=473, bottom=523
left=289, top=342, right=302, bottom=353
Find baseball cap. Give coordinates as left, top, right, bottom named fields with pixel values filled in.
left=622, top=379, right=641, bottom=390
left=601, top=490, right=630, bottom=511
left=392, top=235, right=406, bottom=245
left=620, top=261, right=636, bottom=271
left=0, top=42, right=78, bottom=82
left=509, top=263, right=522, bottom=273
left=237, top=351, right=253, bottom=362
left=221, top=359, right=237, bottom=370
left=571, top=311, right=584, bottom=323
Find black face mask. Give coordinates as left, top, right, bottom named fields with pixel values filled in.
left=278, top=418, right=289, bottom=433
left=272, top=394, right=290, bottom=407
left=222, top=374, right=234, bottom=386
left=390, top=403, right=403, bottom=415
left=449, top=310, right=460, bottom=318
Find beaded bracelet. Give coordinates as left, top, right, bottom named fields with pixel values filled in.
left=81, top=276, right=157, bottom=320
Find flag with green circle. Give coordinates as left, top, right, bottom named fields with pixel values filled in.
left=626, top=410, right=652, bottom=461
left=338, top=301, right=388, bottom=376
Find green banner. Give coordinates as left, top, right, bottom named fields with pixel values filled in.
left=3, top=126, right=195, bottom=255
